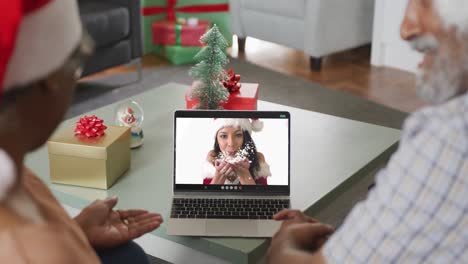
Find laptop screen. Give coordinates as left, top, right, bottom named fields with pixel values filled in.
left=174, top=110, right=290, bottom=194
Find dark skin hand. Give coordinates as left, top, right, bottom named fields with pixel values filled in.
left=267, top=209, right=335, bottom=264
left=74, top=196, right=163, bottom=248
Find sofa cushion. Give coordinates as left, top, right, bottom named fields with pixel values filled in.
left=79, top=2, right=130, bottom=49
left=82, top=40, right=131, bottom=76
left=241, top=0, right=305, bottom=19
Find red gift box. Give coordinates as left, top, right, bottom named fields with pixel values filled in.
left=152, top=19, right=210, bottom=46
left=185, top=83, right=259, bottom=110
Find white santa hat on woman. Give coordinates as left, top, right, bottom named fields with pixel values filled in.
left=213, top=118, right=264, bottom=135
left=434, top=0, right=468, bottom=32
left=0, top=0, right=82, bottom=200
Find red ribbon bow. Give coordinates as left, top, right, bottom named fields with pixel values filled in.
left=223, top=69, right=241, bottom=93
left=75, top=115, right=107, bottom=138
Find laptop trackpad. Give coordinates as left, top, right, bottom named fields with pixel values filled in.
left=206, top=220, right=258, bottom=236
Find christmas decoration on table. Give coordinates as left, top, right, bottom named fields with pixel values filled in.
left=74, top=115, right=107, bottom=138
left=188, top=24, right=229, bottom=109
left=223, top=69, right=241, bottom=93
left=141, top=0, right=232, bottom=56
left=186, top=66, right=259, bottom=109
left=114, top=101, right=144, bottom=148
left=152, top=18, right=210, bottom=47
left=48, top=119, right=131, bottom=189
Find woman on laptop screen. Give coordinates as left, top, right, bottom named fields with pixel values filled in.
left=202, top=118, right=272, bottom=185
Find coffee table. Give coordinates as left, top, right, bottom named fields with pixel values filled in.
left=26, top=82, right=400, bottom=263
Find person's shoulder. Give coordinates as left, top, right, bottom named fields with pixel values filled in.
left=402, top=94, right=467, bottom=145
left=396, top=95, right=467, bottom=178
left=0, top=224, right=100, bottom=264
left=257, top=152, right=266, bottom=163
left=0, top=206, right=25, bottom=232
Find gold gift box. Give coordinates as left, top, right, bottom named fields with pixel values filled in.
left=47, top=125, right=131, bottom=189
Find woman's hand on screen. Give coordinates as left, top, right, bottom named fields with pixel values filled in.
left=211, top=161, right=232, bottom=184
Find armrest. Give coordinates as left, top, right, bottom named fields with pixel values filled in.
left=304, top=0, right=375, bottom=57
left=113, top=0, right=142, bottom=59
left=229, top=0, right=245, bottom=37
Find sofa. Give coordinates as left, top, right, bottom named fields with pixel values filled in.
left=78, top=0, right=142, bottom=77
left=229, top=0, right=375, bottom=71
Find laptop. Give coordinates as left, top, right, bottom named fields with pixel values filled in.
left=167, top=110, right=291, bottom=237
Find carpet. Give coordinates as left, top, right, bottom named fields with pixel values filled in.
left=72, top=58, right=407, bottom=129
left=71, top=58, right=406, bottom=264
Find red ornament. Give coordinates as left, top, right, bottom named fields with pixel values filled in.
left=74, top=115, right=108, bottom=138
left=223, top=69, right=241, bottom=93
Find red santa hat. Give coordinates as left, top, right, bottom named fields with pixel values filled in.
left=0, top=0, right=82, bottom=200
left=434, top=0, right=468, bottom=32
left=213, top=118, right=264, bottom=135
left=0, top=0, right=82, bottom=95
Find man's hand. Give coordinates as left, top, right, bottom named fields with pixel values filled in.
left=74, top=196, right=163, bottom=248
left=267, top=209, right=334, bottom=264
left=273, top=209, right=319, bottom=223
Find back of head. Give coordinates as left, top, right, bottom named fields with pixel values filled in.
left=0, top=0, right=84, bottom=201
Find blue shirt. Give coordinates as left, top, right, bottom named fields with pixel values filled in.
left=324, top=93, right=468, bottom=263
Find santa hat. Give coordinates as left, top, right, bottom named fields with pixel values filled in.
left=213, top=118, right=264, bottom=135
left=434, top=0, right=468, bottom=32
left=0, top=0, right=81, bottom=200
left=0, top=0, right=82, bottom=95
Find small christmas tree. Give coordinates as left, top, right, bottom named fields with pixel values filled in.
left=190, top=24, right=229, bottom=109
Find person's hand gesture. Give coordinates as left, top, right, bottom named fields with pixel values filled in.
left=75, top=196, right=163, bottom=248
left=232, top=158, right=255, bottom=184
left=211, top=161, right=233, bottom=184
left=267, top=209, right=334, bottom=263
left=232, top=158, right=250, bottom=170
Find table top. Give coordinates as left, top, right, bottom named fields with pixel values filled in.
left=26, top=83, right=401, bottom=264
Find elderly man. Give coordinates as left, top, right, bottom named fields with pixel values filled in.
left=0, top=1, right=162, bottom=263
left=268, top=0, right=467, bottom=263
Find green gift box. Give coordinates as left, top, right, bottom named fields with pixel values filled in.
left=142, top=0, right=231, bottom=57
left=162, top=45, right=202, bottom=65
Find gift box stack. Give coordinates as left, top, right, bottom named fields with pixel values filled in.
left=185, top=70, right=260, bottom=110
left=152, top=18, right=210, bottom=64
left=141, top=0, right=232, bottom=64
left=47, top=116, right=131, bottom=189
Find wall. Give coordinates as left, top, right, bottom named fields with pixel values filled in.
left=371, top=0, right=421, bottom=73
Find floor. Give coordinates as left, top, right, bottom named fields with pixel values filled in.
left=85, top=36, right=427, bottom=113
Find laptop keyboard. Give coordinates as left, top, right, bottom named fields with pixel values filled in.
left=170, top=198, right=290, bottom=219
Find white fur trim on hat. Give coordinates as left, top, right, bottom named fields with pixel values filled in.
left=434, top=0, right=468, bottom=32
left=213, top=118, right=263, bottom=135
left=0, top=149, right=16, bottom=201
left=3, top=0, right=82, bottom=90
